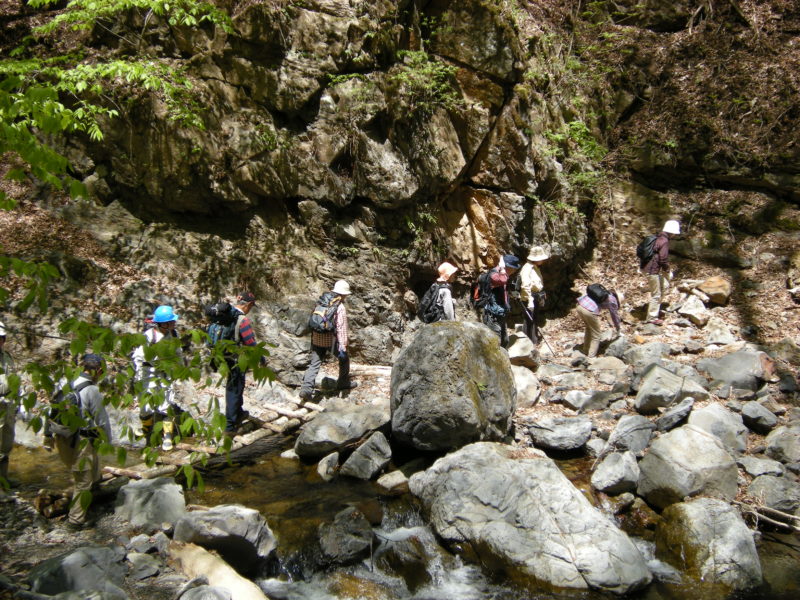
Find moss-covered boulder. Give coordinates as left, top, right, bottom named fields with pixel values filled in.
left=390, top=322, right=515, bottom=452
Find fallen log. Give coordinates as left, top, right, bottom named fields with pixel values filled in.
left=734, top=500, right=800, bottom=532
left=349, top=364, right=392, bottom=377
left=261, top=402, right=309, bottom=420
left=103, top=466, right=143, bottom=479
left=168, top=541, right=267, bottom=600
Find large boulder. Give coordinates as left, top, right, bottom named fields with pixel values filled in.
left=591, top=451, right=640, bottom=496
left=318, top=507, right=375, bottom=565
left=528, top=415, right=593, bottom=452
left=687, top=403, right=748, bottom=454
left=173, top=505, right=277, bottom=574
left=696, top=276, right=732, bottom=305
left=605, top=415, right=655, bottom=456
left=697, top=350, right=777, bottom=392
left=28, top=546, right=128, bottom=599
left=741, top=401, right=778, bottom=434
left=765, top=425, right=800, bottom=464
left=655, top=498, right=762, bottom=590
left=115, top=477, right=186, bottom=534
left=294, top=401, right=390, bottom=459
left=339, top=431, right=392, bottom=480
left=634, top=364, right=709, bottom=414
left=748, top=475, right=800, bottom=516
left=409, top=442, right=652, bottom=594
left=391, top=322, right=516, bottom=451
left=637, top=425, right=738, bottom=509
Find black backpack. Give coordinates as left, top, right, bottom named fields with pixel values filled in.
left=470, top=270, right=494, bottom=310
left=308, top=292, right=341, bottom=333
left=418, top=283, right=447, bottom=323
left=636, top=234, right=658, bottom=268
left=48, top=380, right=93, bottom=437
left=204, top=302, right=240, bottom=346
left=586, top=283, right=610, bottom=304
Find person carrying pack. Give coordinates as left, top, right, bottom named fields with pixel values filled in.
left=51, top=353, right=112, bottom=530
left=299, top=280, right=357, bottom=401
left=419, top=262, right=458, bottom=324
left=213, top=292, right=259, bottom=435
left=131, top=305, right=183, bottom=450
left=475, top=255, right=520, bottom=348
left=576, top=286, right=623, bottom=358
left=0, top=321, right=17, bottom=498
left=641, top=220, right=680, bottom=325
left=519, top=246, right=549, bottom=345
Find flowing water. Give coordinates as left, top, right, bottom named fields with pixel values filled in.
left=9, top=440, right=800, bottom=600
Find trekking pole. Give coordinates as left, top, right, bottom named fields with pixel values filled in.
left=524, top=308, right=555, bottom=355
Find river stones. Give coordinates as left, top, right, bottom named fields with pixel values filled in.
left=294, top=402, right=390, bottom=459
left=390, top=322, right=516, bottom=452
left=114, top=477, right=186, bottom=534
left=28, top=546, right=128, bottom=598
left=409, top=442, right=651, bottom=594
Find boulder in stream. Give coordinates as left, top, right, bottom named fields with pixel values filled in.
left=294, top=402, right=389, bottom=459
left=409, top=442, right=652, bottom=594
left=115, top=477, right=186, bottom=534
left=28, top=545, right=128, bottom=599
left=391, top=322, right=516, bottom=452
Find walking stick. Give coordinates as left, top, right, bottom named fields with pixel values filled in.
left=524, top=308, right=555, bottom=355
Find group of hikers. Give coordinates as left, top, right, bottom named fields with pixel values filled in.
left=0, top=219, right=681, bottom=528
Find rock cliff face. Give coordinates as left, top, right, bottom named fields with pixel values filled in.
left=5, top=1, right=799, bottom=369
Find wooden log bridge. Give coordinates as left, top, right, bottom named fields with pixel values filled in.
left=102, top=396, right=317, bottom=480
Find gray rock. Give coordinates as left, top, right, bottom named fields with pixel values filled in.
left=340, top=431, right=392, bottom=480
left=737, top=456, right=785, bottom=477
left=29, top=546, right=128, bottom=599
left=115, top=478, right=186, bottom=534
left=126, top=534, right=157, bottom=555
left=373, top=525, right=456, bottom=593
left=126, top=552, right=160, bottom=580
left=623, top=342, right=672, bottom=368
left=561, top=389, right=619, bottom=412
left=606, top=415, right=655, bottom=456
left=294, top=403, right=389, bottom=459
left=588, top=356, right=628, bottom=373
left=591, top=452, right=640, bottom=495
left=687, top=403, right=748, bottom=454
left=376, top=470, right=409, bottom=496
left=317, top=452, right=339, bottom=482
left=742, top=401, right=778, bottom=434
left=634, top=364, right=710, bottom=414
left=655, top=397, right=694, bottom=431
left=655, top=498, right=762, bottom=590
left=605, top=335, right=632, bottom=358
left=507, top=333, right=537, bottom=367
left=677, top=295, right=709, bottom=326
left=529, top=415, right=593, bottom=452
left=535, top=362, right=573, bottom=381
left=748, top=475, right=800, bottom=515
left=765, top=425, right=800, bottom=464
left=697, top=350, right=774, bottom=392
left=511, top=365, right=541, bottom=408
left=391, top=322, right=516, bottom=452
left=637, top=425, right=738, bottom=509
left=585, top=437, right=607, bottom=457
left=318, top=507, right=374, bottom=565
left=173, top=505, right=276, bottom=573
left=409, top=443, right=651, bottom=594
left=550, top=372, right=591, bottom=388
left=179, top=586, right=232, bottom=600
left=704, top=316, right=737, bottom=345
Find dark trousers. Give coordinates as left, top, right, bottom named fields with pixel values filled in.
left=300, top=344, right=350, bottom=395
left=225, top=366, right=247, bottom=432
left=523, top=306, right=540, bottom=345
left=482, top=312, right=508, bottom=348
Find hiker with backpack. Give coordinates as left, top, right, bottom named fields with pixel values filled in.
left=299, top=280, right=357, bottom=401
left=576, top=284, right=622, bottom=358
left=131, top=305, right=183, bottom=450
left=0, top=321, right=17, bottom=499
left=519, top=246, right=550, bottom=345
left=474, top=255, right=521, bottom=347
left=418, top=262, right=458, bottom=323
left=51, top=353, right=112, bottom=530
left=640, top=220, right=680, bottom=325
left=218, top=292, right=259, bottom=435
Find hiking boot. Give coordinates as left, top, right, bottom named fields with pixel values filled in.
left=161, top=433, right=174, bottom=452
left=337, top=381, right=358, bottom=391
left=234, top=410, right=250, bottom=427
left=647, top=318, right=664, bottom=326
left=299, top=390, right=313, bottom=402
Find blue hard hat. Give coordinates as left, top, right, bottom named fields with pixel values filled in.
left=153, top=305, right=178, bottom=323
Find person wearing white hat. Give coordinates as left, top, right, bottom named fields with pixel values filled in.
left=643, top=220, right=680, bottom=325
left=0, top=321, right=17, bottom=496
left=300, top=280, right=357, bottom=401
left=519, top=246, right=550, bottom=344
left=419, top=262, right=458, bottom=323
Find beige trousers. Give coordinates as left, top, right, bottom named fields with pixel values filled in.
left=577, top=306, right=603, bottom=358
left=55, top=435, right=100, bottom=524
left=0, top=400, right=16, bottom=483
left=646, top=273, right=669, bottom=320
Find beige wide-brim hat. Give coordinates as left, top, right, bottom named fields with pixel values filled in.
left=0, top=321, right=6, bottom=337
left=332, top=280, right=352, bottom=295
left=527, top=246, right=550, bottom=262
left=437, top=262, right=458, bottom=280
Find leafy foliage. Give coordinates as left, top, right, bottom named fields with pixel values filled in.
left=388, top=50, right=462, bottom=117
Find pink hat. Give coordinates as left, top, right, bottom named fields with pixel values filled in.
left=437, top=262, right=458, bottom=280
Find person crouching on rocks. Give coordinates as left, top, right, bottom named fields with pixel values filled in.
left=576, top=285, right=623, bottom=359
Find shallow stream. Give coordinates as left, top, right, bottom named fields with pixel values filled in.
left=9, top=440, right=800, bottom=600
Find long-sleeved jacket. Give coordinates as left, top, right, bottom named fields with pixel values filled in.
left=437, top=284, right=456, bottom=321
left=311, top=302, right=348, bottom=350
left=644, top=232, right=670, bottom=275
left=519, top=262, right=544, bottom=305
left=72, top=374, right=112, bottom=442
